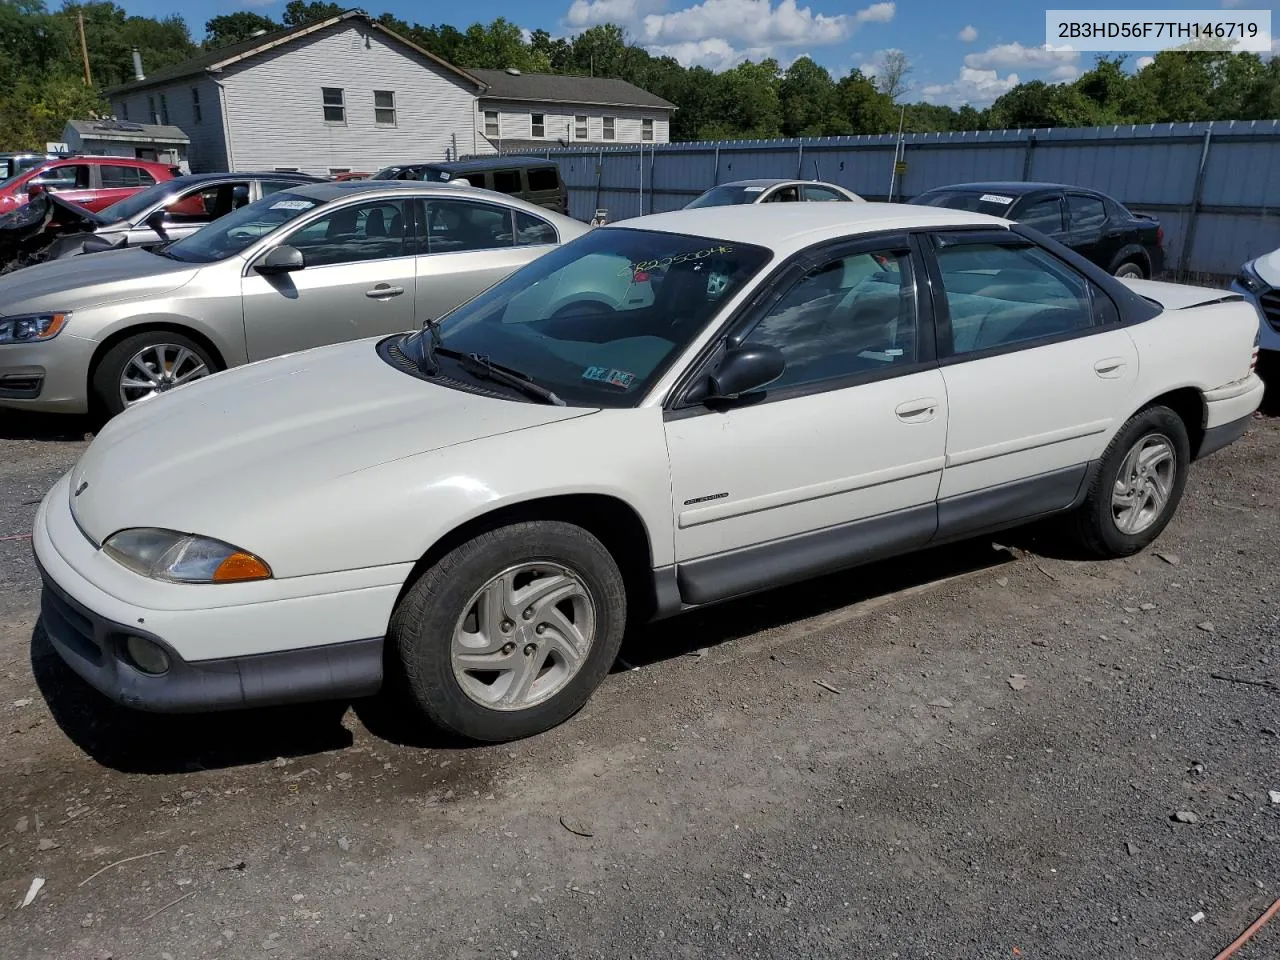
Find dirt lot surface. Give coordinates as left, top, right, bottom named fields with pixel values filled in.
left=0, top=412, right=1277, bottom=960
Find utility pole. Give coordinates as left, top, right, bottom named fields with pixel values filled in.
left=77, top=12, right=93, bottom=87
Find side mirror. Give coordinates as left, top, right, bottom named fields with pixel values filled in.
left=26, top=183, right=45, bottom=198
left=707, top=344, right=785, bottom=401
left=255, top=244, right=305, bottom=275
left=145, top=209, right=168, bottom=240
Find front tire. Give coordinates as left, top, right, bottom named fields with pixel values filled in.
left=1066, top=405, right=1190, bottom=558
left=388, top=521, right=627, bottom=742
left=91, top=330, right=216, bottom=418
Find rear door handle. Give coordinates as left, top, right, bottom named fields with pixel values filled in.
left=1094, top=357, right=1127, bottom=378
left=895, top=398, right=939, bottom=422
left=365, top=284, right=404, bottom=299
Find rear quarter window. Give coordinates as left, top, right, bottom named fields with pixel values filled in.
left=526, top=167, right=559, bottom=192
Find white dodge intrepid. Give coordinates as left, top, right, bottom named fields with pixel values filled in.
left=34, top=203, right=1264, bottom=742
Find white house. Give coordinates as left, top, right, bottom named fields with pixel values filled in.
left=106, top=11, right=675, bottom=177
left=470, top=68, right=673, bottom=153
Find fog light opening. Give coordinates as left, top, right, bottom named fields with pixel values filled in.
left=124, top=635, right=171, bottom=675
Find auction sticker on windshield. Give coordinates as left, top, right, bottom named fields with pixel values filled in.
left=271, top=199, right=315, bottom=211
left=582, top=366, right=636, bottom=389
left=980, top=193, right=1014, bottom=205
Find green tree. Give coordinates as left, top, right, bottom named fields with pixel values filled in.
left=454, top=18, right=549, bottom=71
left=779, top=57, right=846, bottom=136
left=281, top=1, right=343, bottom=28
left=701, top=59, right=782, bottom=139
left=836, top=69, right=895, bottom=134
left=988, top=80, right=1103, bottom=128
left=204, top=12, right=278, bottom=49
left=1074, top=55, right=1130, bottom=121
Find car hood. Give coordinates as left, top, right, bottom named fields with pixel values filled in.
left=0, top=246, right=199, bottom=315
left=67, top=338, right=594, bottom=547
left=1251, top=248, right=1280, bottom=288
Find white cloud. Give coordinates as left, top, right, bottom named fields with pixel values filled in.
left=520, top=26, right=534, bottom=44
left=1135, top=55, right=1155, bottom=69
left=641, top=0, right=889, bottom=48
left=957, top=24, right=977, bottom=43
left=1046, top=63, right=1079, bottom=82
left=964, top=41, right=1079, bottom=71
left=855, top=2, right=895, bottom=23
left=566, top=0, right=663, bottom=29
left=646, top=38, right=772, bottom=69
left=921, top=67, right=1020, bottom=107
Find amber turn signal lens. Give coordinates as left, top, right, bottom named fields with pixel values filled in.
left=212, top=552, right=272, bottom=582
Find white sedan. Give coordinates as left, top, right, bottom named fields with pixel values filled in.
left=34, top=203, right=1264, bottom=742
left=686, top=178, right=864, bottom=207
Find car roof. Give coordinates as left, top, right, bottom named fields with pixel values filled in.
left=608, top=202, right=1007, bottom=251
left=381, top=156, right=559, bottom=173
left=714, top=179, right=795, bottom=188
left=164, top=172, right=322, bottom=187
left=273, top=179, right=581, bottom=224
left=918, top=181, right=1101, bottom=196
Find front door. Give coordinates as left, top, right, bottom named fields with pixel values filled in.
left=412, top=197, right=539, bottom=323
left=664, top=239, right=948, bottom=604
left=1065, top=193, right=1111, bottom=267
left=926, top=232, right=1138, bottom=535
left=1012, top=193, right=1067, bottom=243
left=242, top=197, right=416, bottom=360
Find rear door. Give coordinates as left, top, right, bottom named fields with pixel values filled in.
left=95, top=163, right=157, bottom=211
left=1012, top=193, right=1067, bottom=243
left=1065, top=193, right=1111, bottom=269
left=762, top=184, right=801, bottom=203
left=241, top=197, right=416, bottom=359
left=412, top=197, right=539, bottom=322
left=926, top=231, right=1138, bottom=537
left=130, top=180, right=253, bottom=247
left=801, top=184, right=850, bottom=203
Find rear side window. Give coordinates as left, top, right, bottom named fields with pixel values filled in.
left=514, top=210, right=557, bottom=246
left=421, top=198, right=514, bottom=253
left=101, top=165, right=152, bottom=188
left=1017, top=197, right=1065, bottom=235
left=526, top=167, right=559, bottom=192
left=491, top=170, right=521, bottom=194
left=933, top=240, right=1094, bottom=356
left=1068, top=195, right=1107, bottom=231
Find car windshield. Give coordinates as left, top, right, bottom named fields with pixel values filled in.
left=686, top=185, right=768, bottom=208
left=96, top=181, right=181, bottom=224
left=403, top=227, right=771, bottom=407
left=915, top=190, right=1015, bottom=217
left=163, top=191, right=321, bottom=263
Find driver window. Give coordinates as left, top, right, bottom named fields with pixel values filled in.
left=164, top=183, right=251, bottom=224
left=35, top=164, right=89, bottom=191
left=764, top=185, right=800, bottom=203
left=739, top=248, right=918, bottom=391
left=285, top=199, right=407, bottom=267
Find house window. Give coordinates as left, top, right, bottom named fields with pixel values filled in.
left=642, top=118, right=654, bottom=141
left=147, top=95, right=158, bottom=124
left=159, top=94, right=170, bottom=126
left=322, top=87, right=345, bottom=124
left=374, top=90, right=396, bottom=126
left=531, top=113, right=545, bottom=138
left=484, top=110, right=499, bottom=138
left=329, top=167, right=350, bottom=176
left=603, top=116, right=616, bottom=140
left=191, top=87, right=202, bottom=124
left=574, top=115, right=588, bottom=140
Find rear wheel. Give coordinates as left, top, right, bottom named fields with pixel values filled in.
left=388, top=521, right=627, bottom=742
left=91, top=330, right=216, bottom=417
left=1065, top=405, right=1190, bottom=558
left=1113, top=260, right=1145, bottom=279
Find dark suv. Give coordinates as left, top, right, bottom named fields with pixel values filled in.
left=911, top=182, right=1165, bottom=279
left=372, top=156, right=568, bottom=216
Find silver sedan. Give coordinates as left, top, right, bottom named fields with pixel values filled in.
left=0, top=181, right=587, bottom=416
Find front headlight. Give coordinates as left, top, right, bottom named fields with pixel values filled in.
left=1237, top=262, right=1265, bottom=295
left=0, top=312, right=70, bottom=344
left=103, top=528, right=272, bottom=583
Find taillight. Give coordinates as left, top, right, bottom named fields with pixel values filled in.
left=1156, top=226, right=1164, bottom=246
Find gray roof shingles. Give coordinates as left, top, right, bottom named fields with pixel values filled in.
left=471, top=68, right=675, bottom=110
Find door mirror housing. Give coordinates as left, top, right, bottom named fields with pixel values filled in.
left=144, top=208, right=168, bottom=240
left=255, top=244, right=305, bottom=275
left=26, top=183, right=45, bottom=198
left=707, top=344, right=785, bottom=401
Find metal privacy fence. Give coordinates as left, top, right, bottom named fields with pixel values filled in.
left=503, top=120, right=1280, bottom=278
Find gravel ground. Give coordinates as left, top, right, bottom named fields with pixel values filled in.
left=0, top=411, right=1277, bottom=960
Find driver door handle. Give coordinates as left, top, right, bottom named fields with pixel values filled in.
left=365, top=284, right=404, bottom=300
left=895, top=398, right=939, bottom=423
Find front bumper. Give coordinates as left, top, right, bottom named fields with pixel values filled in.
left=33, top=473, right=407, bottom=712
left=0, top=333, right=98, bottom=413
left=38, top=563, right=383, bottom=712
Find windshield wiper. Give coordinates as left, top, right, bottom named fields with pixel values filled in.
left=452, top=351, right=566, bottom=406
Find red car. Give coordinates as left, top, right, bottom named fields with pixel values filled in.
left=0, top=156, right=180, bottom=214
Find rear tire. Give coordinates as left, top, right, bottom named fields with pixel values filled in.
left=1113, top=260, right=1145, bottom=279
left=388, top=521, right=627, bottom=743
left=1065, top=405, right=1190, bottom=558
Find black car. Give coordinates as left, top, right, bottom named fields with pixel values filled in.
left=372, top=156, right=568, bottom=216
left=911, top=182, right=1164, bottom=279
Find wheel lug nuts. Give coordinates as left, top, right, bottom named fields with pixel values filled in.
left=523, top=643, right=537, bottom=656
left=535, top=624, right=546, bottom=635
left=501, top=642, right=515, bottom=655
left=523, top=607, right=534, bottom=620
left=501, top=619, right=513, bottom=632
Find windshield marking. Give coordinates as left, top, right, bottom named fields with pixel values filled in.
left=980, top=193, right=1014, bottom=204
left=582, top=366, right=636, bottom=389
left=622, top=244, right=735, bottom=277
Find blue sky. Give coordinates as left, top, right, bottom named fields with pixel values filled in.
left=116, top=0, right=1270, bottom=106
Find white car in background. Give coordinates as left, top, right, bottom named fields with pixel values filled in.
left=34, top=203, right=1263, bottom=743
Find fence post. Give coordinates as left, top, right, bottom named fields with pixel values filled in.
left=712, top=145, right=720, bottom=185
left=797, top=142, right=804, bottom=179
left=1178, top=129, right=1214, bottom=278
left=594, top=148, right=604, bottom=219
left=1021, top=134, right=1037, bottom=181
left=648, top=145, right=656, bottom=215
